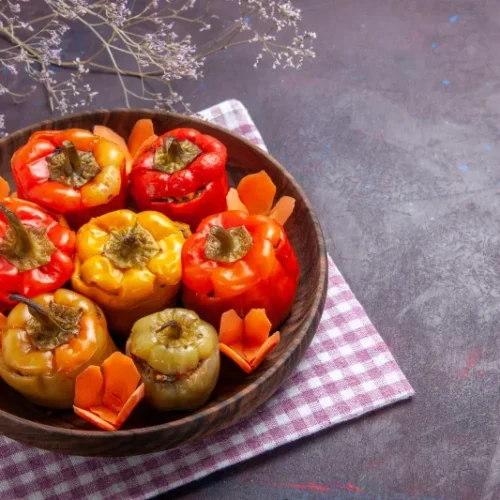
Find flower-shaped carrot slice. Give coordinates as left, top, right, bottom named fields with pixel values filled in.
left=268, top=196, right=295, bottom=226
left=228, top=171, right=296, bottom=226
left=226, top=188, right=249, bottom=214
left=219, top=308, right=280, bottom=374
left=128, top=119, right=155, bottom=158
left=0, top=176, right=10, bottom=201
left=237, top=171, right=276, bottom=215
left=73, top=352, right=145, bottom=431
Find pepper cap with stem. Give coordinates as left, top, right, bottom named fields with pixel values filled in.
left=47, top=140, right=101, bottom=188
left=0, top=202, right=55, bottom=273
left=204, top=225, right=253, bottom=263
left=153, top=136, right=202, bottom=174
left=103, top=222, right=159, bottom=269
left=9, top=293, right=83, bottom=352
left=129, top=308, right=218, bottom=376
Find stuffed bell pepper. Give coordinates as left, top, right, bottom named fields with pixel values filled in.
left=182, top=211, right=299, bottom=330
left=129, top=128, right=229, bottom=231
left=126, top=308, right=220, bottom=411
left=11, top=129, right=127, bottom=229
left=0, top=290, right=117, bottom=408
left=0, top=198, right=75, bottom=312
left=71, top=209, right=185, bottom=335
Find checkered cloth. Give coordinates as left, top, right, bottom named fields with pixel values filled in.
left=0, top=100, right=414, bottom=499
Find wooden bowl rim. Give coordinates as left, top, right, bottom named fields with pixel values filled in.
left=0, top=108, right=327, bottom=443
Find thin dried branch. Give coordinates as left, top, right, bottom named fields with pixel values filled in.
left=0, top=0, right=316, bottom=134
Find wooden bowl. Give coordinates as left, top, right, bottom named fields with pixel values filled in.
left=0, top=109, right=327, bottom=457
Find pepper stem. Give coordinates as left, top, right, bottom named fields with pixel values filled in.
left=9, top=294, right=83, bottom=351
left=0, top=203, right=55, bottom=272
left=153, top=137, right=202, bottom=174
left=10, top=294, right=64, bottom=332
left=204, top=225, right=253, bottom=263
left=47, top=140, right=100, bottom=188
left=156, top=320, right=182, bottom=339
left=62, top=140, right=82, bottom=176
left=211, top=226, right=234, bottom=253
left=103, top=222, right=159, bottom=269
left=0, top=203, right=34, bottom=260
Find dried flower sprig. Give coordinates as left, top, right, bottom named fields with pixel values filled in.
left=0, top=0, right=316, bottom=134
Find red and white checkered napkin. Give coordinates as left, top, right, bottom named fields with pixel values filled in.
left=0, top=100, right=414, bottom=499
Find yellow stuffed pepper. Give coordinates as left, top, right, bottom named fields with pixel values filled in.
left=0, top=290, right=116, bottom=408
left=71, top=209, right=185, bottom=335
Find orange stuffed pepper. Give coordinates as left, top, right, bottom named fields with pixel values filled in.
left=0, top=290, right=116, bottom=408
left=182, top=211, right=299, bottom=330
left=11, top=129, right=127, bottom=229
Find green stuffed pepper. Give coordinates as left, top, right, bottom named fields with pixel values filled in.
left=126, top=308, right=220, bottom=411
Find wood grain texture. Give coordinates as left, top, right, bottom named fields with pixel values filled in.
left=0, top=110, right=327, bottom=457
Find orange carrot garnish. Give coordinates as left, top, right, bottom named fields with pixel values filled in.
left=219, top=308, right=280, bottom=373
left=128, top=119, right=155, bottom=158
left=235, top=171, right=295, bottom=225
left=251, top=331, right=280, bottom=369
left=73, top=407, right=117, bottom=432
left=73, top=352, right=144, bottom=431
left=74, top=365, right=104, bottom=409
left=220, top=343, right=252, bottom=373
left=219, top=309, right=244, bottom=351
left=268, top=196, right=295, bottom=226
left=114, top=384, right=145, bottom=428
left=226, top=188, right=249, bottom=214
left=101, top=352, right=141, bottom=412
left=237, top=171, right=276, bottom=216
left=243, top=308, right=272, bottom=359
left=0, top=176, right=10, bottom=201
left=93, top=125, right=134, bottom=173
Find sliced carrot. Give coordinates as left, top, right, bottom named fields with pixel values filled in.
left=250, top=331, right=280, bottom=370
left=220, top=344, right=252, bottom=373
left=73, top=406, right=117, bottom=432
left=226, top=188, right=249, bottom=214
left=0, top=176, right=9, bottom=201
left=269, top=196, right=295, bottom=226
left=219, top=309, right=244, bottom=348
left=88, top=384, right=144, bottom=428
left=237, top=171, right=276, bottom=215
left=114, top=383, right=145, bottom=428
left=89, top=405, right=118, bottom=425
left=132, top=134, right=158, bottom=162
left=93, top=125, right=133, bottom=173
left=74, top=365, right=104, bottom=409
left=243, top=309, right=272, bottom=360
left=101, top=352, right=141, bottom=413
left=128, top=119, right=154, bottom=157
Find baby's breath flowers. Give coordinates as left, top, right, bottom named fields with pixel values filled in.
left=0, top=0, right=316, bottom=133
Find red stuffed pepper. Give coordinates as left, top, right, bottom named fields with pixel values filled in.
left=0, top=198, right=75, bottom=312
left=11, top=129, right=127, bottom=229
left=181, top=210, right=299, bottom=330
left=129, top=128, right=229, bottom=231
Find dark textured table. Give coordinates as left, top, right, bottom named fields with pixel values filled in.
left=2, top=1, right=500, bottom=499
